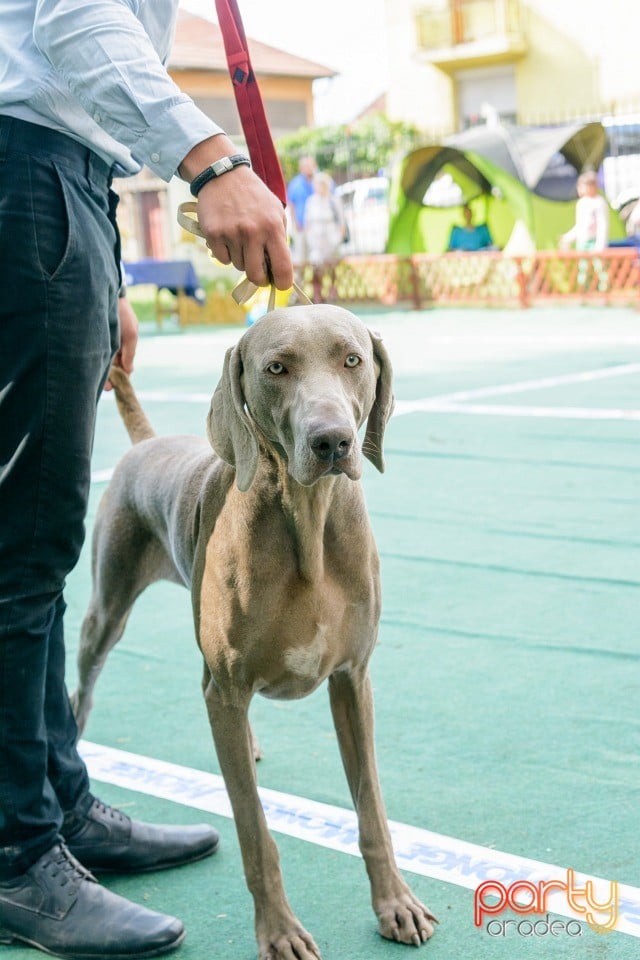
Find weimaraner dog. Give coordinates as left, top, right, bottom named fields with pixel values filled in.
left=71, top=304, right=437, bottom=959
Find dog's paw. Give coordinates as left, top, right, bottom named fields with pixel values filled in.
left=258, top=918, right=321, bottom=960
left=376, top=889, right=438, bottom=946
left=260, top=931, right=321, bottom=960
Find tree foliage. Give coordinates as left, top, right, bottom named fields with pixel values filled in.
left=277, top=114, right=421, bottom=184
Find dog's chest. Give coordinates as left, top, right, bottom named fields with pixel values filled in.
left=256, top=618, right=337, bottom=699
left=256, top=579, right=376, bottom=698
left=199, top=538, right=378, bottom=700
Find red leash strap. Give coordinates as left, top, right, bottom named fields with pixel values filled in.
left=215, top=0, right=287, bottom=206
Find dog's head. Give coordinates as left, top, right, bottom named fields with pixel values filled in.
left=207, top=305, right=394, bottom=491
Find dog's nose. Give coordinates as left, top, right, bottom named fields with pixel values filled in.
left=309, top=427, right=352, bottom=463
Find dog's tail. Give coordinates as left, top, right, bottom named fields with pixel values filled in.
left=108, top=365, right=155, bottom=444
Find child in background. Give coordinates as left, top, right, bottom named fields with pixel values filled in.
left=560, top=170, right=610, bottom=291
left=561, top=170, right=610, bottom=252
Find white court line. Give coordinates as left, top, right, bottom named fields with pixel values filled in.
left=438, top=361, right=640, bottom=403
left=137, top=390, right=211, bottom=404
left=91, top=396, right=640, bottom=488
left=91, top=468, right=115, bottom=483
left=108, top=363, right=640, bottom=411
left=411, top=335, right=640, bottom=346
left=393, top=361, right=640, bottom=414
left=91, top=398, right=640, bottom=487
left=90, top=363, right=640, bottom=483
left=103, top=390, right=211, bottom=404
left=102, top=364, right=640, bottom=412
left=393, top=401, right=640, bottom=421
left=79, top=740, right=640, bottom=937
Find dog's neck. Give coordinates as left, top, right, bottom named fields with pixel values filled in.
left=284, top=480, right=335, bottom=584
left=261, top=452, right=339, bottom=584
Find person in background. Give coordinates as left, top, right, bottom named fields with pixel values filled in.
left=447, top=203, right=495, bottom=252
left=0, top=1, right=292, bottom=958
left=303, top=171, right=346, bottom=302
left=560, top=170, right=610, bottom=252
left=286, top=154, right=317, bottom=273
left=560, top=170, right=610, bottom=290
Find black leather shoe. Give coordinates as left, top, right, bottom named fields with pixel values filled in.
left=0, top=843, right=184, bottom=959
left=63, top=798, right=219, bottom=874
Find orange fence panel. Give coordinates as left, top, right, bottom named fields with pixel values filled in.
left=300, top=248, right=639, bottom=310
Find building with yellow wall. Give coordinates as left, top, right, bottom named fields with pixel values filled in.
left=386, top=0, right=639, bottom=133
left=384, top=0, right=640, bottom=205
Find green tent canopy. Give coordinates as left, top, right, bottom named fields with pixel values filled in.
left=387, top=121, right=624, bottom=254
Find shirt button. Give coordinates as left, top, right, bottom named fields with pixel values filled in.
left=94, top=112, right=101, bottom=122
left=150, top=152, right=160, bottom=163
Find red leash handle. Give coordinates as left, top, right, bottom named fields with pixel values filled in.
left=215, top=0, right=287, bottom=206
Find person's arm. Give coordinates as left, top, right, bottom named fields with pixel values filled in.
left=34, top=0, right=218, bottom=180
left=180, top=136, right=292, bottom=289
left=34, top=0, right=292, bottom=288
left=559, top=224, right=577, bottom=249
left=286, top=178, right=305, bottom=231
left=104, top=295, right=139, bottom=391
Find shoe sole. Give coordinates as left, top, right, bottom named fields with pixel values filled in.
left=0, top=926, right=185, bottom=960
left=68, top=836, right=220, bottom=875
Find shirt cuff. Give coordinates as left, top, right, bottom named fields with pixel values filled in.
left=132, top=99, right=226, bottom=182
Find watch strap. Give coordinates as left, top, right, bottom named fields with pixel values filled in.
left=189, top=154, right=251, bottom=197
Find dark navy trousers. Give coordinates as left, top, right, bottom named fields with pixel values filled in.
left=0, top=116, right=120, bottom=877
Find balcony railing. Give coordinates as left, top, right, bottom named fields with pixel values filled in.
left=416, top=0, right=526, bottom=66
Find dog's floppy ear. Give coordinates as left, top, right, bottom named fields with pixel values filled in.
left=207, top=344, right=259, bottom=492
left=363, top=330, right=395, bottom=473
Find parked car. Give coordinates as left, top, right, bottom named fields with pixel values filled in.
left=335, top=177, right=389, bottom=254
left=613, top=188, right=640, bottom=235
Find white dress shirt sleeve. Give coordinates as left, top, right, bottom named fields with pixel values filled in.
left=33, top=0, right=223, bottom=180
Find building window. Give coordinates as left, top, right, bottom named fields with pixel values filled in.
left=456, top=64, right=517, bottom=129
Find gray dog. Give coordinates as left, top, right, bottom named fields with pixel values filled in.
left=72, top=304, right=437, bottom=959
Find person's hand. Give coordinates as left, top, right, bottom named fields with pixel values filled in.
left=104, top=296, right=139, bottom=391
left=179, top=136, right=293, bottom=290
left=197, top=166, right=292, bottom=289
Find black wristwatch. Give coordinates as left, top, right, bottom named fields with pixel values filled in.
left=189, top=154, right=251, bottom=197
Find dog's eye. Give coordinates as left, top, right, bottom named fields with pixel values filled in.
left=267, top=361, right=286, bottom=375
left=345, top=354, right=361, bottom=368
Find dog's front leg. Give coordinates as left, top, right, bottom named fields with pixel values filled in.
left=203, top=679, right=321, bottom=960
left=328, top=668, right=437, bottom=946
